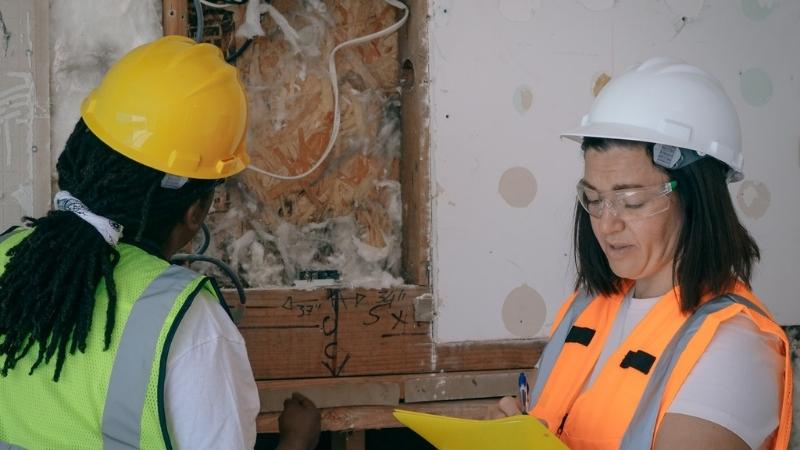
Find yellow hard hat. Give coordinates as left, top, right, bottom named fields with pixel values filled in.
left=80, top=35, right=249, bottom=179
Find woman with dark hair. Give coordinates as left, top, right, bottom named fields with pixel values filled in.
left=0, top=36, right=319, bottom=450
left=491, top=58, right=791, bottom=450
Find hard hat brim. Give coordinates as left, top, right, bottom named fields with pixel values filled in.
left=561, top=122, right=744, bottom=181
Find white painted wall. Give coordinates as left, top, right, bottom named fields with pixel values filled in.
left=429, top=0, right=800, bottom=342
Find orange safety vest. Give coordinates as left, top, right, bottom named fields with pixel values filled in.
left=530, top=283, right=792, bottom=450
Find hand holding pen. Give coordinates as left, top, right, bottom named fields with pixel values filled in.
left=518, top=372, right=532, bottom=415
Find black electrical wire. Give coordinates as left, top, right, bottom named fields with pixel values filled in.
left=193, top=223, right=211, bottom=255
left=171, top=254, right=247, bottom=309
left=171, top=222, right=246, bottom=321
left=226, top=38, right=253, bottom=63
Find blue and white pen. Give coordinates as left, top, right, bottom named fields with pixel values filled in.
left=518, top=372, right=530, bottom=415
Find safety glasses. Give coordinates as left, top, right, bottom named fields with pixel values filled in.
left=576, top=180, right=677, bottom=220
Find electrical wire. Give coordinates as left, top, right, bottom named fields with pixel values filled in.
left=193, top=223, right=211, bottom=255
left=193, top=0, right=205, bottom=42
left=171, top=254, right=247, bottom=308
left=226, top=38, right=253, bottom=63
left=199, top=0, right=235, bottom=9
left=194, top=0, right=253, bottom=62
left=246, top=0, right=409, bottom=181
left=171, top=223, right=247, bottom=323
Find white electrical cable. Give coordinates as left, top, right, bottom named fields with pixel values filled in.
left=199, top=0, right=234, bottom=9
left=263, top=4, right=302, bottom=54
left=247, top=0, right=409, bottom=181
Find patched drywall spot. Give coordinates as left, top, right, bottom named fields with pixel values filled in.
left=740, top=68, right=773, bottom=107
left=499, top=167, right=537, bottom=208
left=593, top=73, right=611, bottom=97
left=736, top=180, right=771, bottom=219
left=497, top=0, right=541, bottom=22
left=741, top=0, right=775, bottom=21
left=512, top=85, right=534, bottom=114
left=578, top=0, right=616, bottom=12
left=666, top=0, right=705, bottom=19
left=502, top=284, right=547, bottom=337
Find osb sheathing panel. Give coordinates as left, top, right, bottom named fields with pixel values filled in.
left=231, top=0, right=400, bottom=249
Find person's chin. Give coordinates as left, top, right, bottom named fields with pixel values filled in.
left=606, top=259, right=639, bottom=280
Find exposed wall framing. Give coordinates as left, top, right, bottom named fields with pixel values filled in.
left=165, top=2, right=545, bottom=431
left=163, top=0, right=188, bottom=36
left=185, top=0, right=414, bottom=288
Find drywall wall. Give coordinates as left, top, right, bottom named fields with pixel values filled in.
left=428, top=0, right=800, bottom=342
left=0, top=0, right=161, bottom=233
left=0, top=0, right=49, bottom=231
left=50, top=0, right=162, bottom=174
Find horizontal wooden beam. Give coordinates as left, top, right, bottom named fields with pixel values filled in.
left=257, top=368, right=536, bottom=411
left=257, top=398, right=501, bottom=433
left=261, top=382, right=400, bottom=413
left=403, top=370, right=533, bottom=403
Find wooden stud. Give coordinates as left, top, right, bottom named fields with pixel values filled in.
left=331, top=430, right=366, bottom=450
left=399, top=0, right=432, bottom=286
left=162, top=0, right=188, bottom=36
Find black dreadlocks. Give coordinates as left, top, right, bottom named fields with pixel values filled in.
left=0, top=119, right=218, bottom=381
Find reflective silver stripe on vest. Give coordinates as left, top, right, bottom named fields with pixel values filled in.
left=0, top=440, right=25, bottom=449
left=530, top=290, right=594, bottom=405
left=619, top=294, right=766, bottom=449
left=0, top=229, right=21, bottom=246
left=101, top=265, right=200, bottom=449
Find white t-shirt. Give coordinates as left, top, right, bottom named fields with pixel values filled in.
left=583, top=290, right=783, bottom=450
left=163, top=291, right=260, bottom=449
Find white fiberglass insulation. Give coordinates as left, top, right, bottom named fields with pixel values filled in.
left=203, top=101, right=404, bottom=289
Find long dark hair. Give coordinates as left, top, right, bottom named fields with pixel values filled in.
left=573, top=137, right=760, bottom=312
left=0, top=120, right=217, bottom=381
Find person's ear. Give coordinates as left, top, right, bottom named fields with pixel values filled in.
left=183, top=193, right=213, bottom=233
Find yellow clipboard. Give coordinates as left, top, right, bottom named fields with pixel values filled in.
left=393, top=409, right=569, bottom=450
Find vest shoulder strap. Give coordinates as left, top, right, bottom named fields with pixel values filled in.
left=619, top=294, right=769, bottom=449
left=101, top=264, right=206, bottom=449
left=530, top=289, right=594, bottom=405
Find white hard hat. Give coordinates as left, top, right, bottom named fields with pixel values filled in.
left=562, top=57, right=744, bottom=182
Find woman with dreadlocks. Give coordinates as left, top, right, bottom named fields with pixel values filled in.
left=0, top=36, right=319, bottom=450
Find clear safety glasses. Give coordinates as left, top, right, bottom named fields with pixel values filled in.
left=576, top=180, right=677, bottom=220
